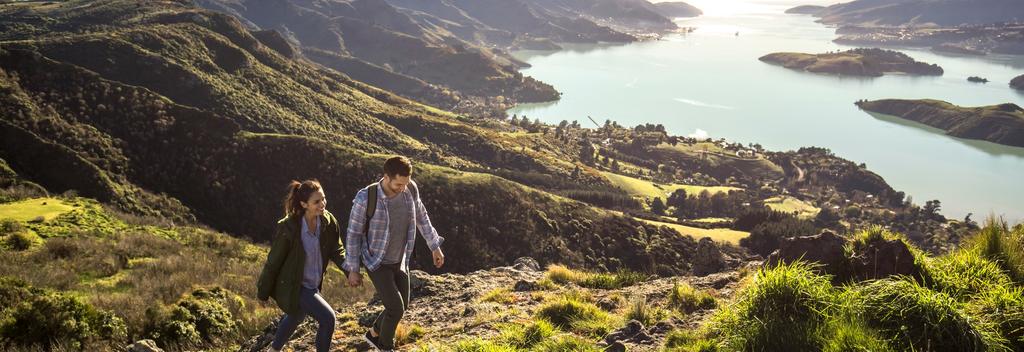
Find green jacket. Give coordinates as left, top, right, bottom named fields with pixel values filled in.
left=257, top=210, right=345, bottom=315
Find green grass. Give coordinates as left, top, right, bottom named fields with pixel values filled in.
left=535, top=296, right=619, bottom=337
left=497, top=319, right=555, bottom=349
left=624, top=295, right=666, bottom=326
left=713, top=261, right=838, bottom=351
left=851, top=278, right=1007, bottom=352
left=544, top=265, right=647, bottom=289
left=600, top=171, right=741, bottom=200
left=928, top=250, right=1013, bottom=301
left=0, top=197, right=76, bottom=222
left=970, top=219, right=1024, bottom=284
left=480, top=288, right=516, bottom=304
left=636, top=217, right=749, bottom=244
left=668, top=282, right=717, bottom=314
left=762, top=196, right=820, bottom=219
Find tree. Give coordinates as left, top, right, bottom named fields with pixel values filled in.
left=651, top=197, right=666, bottom=216
left=579, top=142, right=596, bottom=165
left=510, top=114, right=519, bottom=126
left=923, top=200, right=941, bottom=220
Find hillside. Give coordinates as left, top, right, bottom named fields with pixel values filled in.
left=651, top=1, right=703, bottom=18
left=857, top=99, right=1024, bottom=148
left=816, top=0, right=1024, bottom=27
left=759, top=48, right=944, bottom=77
left=785, top=5, right=826, bottom=15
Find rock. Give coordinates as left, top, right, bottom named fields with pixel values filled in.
left=691, top=237, right=726, bottom=276
left=604, top=320, right=652, bottom=344
left=461, top=305, right=476, bottom=317
left=603, top=341, right=626, bottom=352
left=765, top=230, right=847, bottom=276
left=649, top=321, right=676, bottom=335
left=850, top=236, right=920, bottom=280
left=28, top=216, right=44, bottom=223
left=126, top=339, right=163, bottom=352
left=512, top=257, right=541, bottom=272
left=596, top=296, right=620, bottom=311
left=513, top=279, right=538, bottom=292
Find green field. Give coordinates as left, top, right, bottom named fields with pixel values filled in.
left=638, top=217, right=749, bottom=244
left=601, top=171, right=742, bottom=200
left=763, top=196, right=820, bottom=219
left=0, top=197, right=76, bottom=222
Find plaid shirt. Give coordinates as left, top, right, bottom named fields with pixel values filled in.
left=343, top=179, right=444, bottom=273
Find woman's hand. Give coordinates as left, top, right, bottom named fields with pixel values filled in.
left=432, top=248, right=445, bottom=268
left=347, top=271, right=362, bottom=287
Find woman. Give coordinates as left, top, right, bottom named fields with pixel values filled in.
left=257, top=179, right=345, bottom=352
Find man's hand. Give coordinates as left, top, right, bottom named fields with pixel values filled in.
left=432, top=248, right=445, bottom=268
left=347, top=271, right=362, bottom=287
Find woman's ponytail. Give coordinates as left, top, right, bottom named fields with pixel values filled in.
left=283, top=179, right=321, bottom=217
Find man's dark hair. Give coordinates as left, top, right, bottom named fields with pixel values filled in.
left=383, top=156, right=412, bottom=177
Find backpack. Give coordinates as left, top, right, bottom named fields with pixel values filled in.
left=360, top=181, right=421, bottom=266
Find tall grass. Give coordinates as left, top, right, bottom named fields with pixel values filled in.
left=970, top=218, right=1024, bottom=284
left=535, top=296, right=619, bottom=337
left=713, top=261, right=837, bottom=351
left=668, top=282, right=717, bottom=314
left=544, top=264, right=646, bottom=289
left=851, top=278, right=1008, bottom=352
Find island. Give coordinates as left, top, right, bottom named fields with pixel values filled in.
left=759, top=48, right=944, bottom=77
left=652, top=1, right=703, bottom=18
left=856, top=99, right=1024, bottom=147
left=1012, top=74, right=1024, bottom=90
left=785, top=5, right=826, bottom=15
left=967, top=76, right=989, bottom=83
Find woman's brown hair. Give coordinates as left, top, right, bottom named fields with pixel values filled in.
left=283, top=179, right=322, bottom=217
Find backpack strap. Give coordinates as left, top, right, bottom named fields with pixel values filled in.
left=363, top=183, right=378, bottom=241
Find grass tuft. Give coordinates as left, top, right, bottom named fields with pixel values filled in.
left=668, top=282, right=717, bottom=314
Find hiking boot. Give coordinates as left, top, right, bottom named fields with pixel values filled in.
left=363, top=330, right=384, bottom=351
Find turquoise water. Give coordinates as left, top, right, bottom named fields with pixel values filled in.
left=508, top=0, right=1024, bottom=223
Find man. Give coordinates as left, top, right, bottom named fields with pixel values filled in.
left=343, top=156, right=445, bottom=351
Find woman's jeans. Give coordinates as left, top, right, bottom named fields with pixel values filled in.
left=271, top=287, right=336, bottom=352
left=368, top=263, right=411, bottom=349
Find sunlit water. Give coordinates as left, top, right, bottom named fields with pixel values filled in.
left=508, top=0, right=1024, bottom=223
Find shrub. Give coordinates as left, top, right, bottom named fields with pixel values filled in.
left=0, top=283, right=127, bottom=350
left=852, top=278, right=1006, bottom=352
left=668, top=282, right=717, bottom=314
left=713, top=261, right=836, bottom=351
left=498, top=319, right=554, bottom=349
left=4, top=230, right=40, bottom=251
left=739, top=216, right=817, bottom=257
left=148, top=287, right=236, bottom=347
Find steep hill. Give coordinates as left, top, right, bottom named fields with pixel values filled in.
left=857, top=99, right=1024, bottom=147
left=817, top=0, right=1024, bottom=27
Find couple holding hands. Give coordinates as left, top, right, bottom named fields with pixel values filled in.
left=257, top=156, right=446, bottom=351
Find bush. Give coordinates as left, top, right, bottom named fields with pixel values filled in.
left=4, top=230, right=40, bottom=251
left=713, top=261, right=836, bottom=351
left=852, top=278, right=1006, bottom=352
left=668, top=282, right=717, bottom=314
left=148, top=287, right=236, bottom=347
left=740, top=217, right=817, bottom=257
left=498, top=319, right=554, bottom=349
left=0, top=281, right=127, bottom=350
